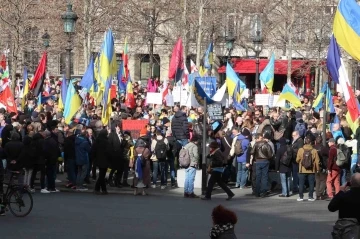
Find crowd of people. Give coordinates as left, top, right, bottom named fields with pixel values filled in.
left=0, top=75, right=359, bottom=217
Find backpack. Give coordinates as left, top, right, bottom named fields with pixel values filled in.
left=301, top=149, right=313, bottom=170
left=280, top=145, right=293, bottom=166
left=295, top=122, right=306, bottom=138
left=179, top=147, right=191, bottom=168
left=336, top=147, right=348, bottom=167
left=332, top=218, right=360, bottom=239
left=154, top=139, right=167, bottom=160
left=135, top=138, right=147, bottom=148
left=234, top=139, right=244, bottom=156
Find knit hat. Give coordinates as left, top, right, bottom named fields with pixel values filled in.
left=139, top=127, right=148, bottom=137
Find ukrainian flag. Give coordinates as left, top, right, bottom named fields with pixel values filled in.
left=98, top=30, right=118, bottom=90
left=204, top=41, right=213, bottom=69
left=312, top=82, right=328, bottom=112
left=233, top=76, right=246, bottom=102
left=64, top=80, right=82, bottom=124
left=101, top=79, right=112, bottom=125
left=259, top=53, right=275, bottom=93
left=226, top=62, right=239, bottom=96
left=333, top=0, right=360, bottom=61
left=277, top=83, right=302, bottom=108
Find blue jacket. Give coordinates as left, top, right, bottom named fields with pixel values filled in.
left=75, top=135, right=91, bottom=166
left=236, top=134, right=250, bottom=163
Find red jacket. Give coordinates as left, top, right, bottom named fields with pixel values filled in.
left=327, top=145, right=340, bottom=171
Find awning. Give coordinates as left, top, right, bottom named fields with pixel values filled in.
left=218, top=59, right=310, bottom=74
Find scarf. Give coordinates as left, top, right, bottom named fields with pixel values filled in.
left=209, top=223, right=234, bottom=239
left=135, top=157, right=143, bottom=180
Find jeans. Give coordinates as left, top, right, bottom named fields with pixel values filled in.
left=177, top=139, right=189, bottom=147
left=166, top=157, right=176, bottom=186
left=298, top=173, right=315, bottom=199
left=76, top=164, right=88, bottom=188
left=255, top=161, right=269, bottom=196
left=152, top=161, right=166, bottom=186
left=340, top=168, right=347, bottom=186
left=236, top=162, right=248, bottom=188
left=280, top=172, right=291, bottom=196
left=351, top=154, right=358, bottom=176
left=95, top=168, right=107, bottom=192
left=292, top=163, right=299, bottom=192
left=184, top=167, right=196, bottom=194
left=31, top=164, right=46, bottom=189
left=66, top=158, right=77, bottom=185
left=205, top=171, right=234, bottom=199
left=46, top=164, right=56, bottom=191
left=326, top=170, right=340, bottom=198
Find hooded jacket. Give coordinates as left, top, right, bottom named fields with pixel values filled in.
left=171, top=111, right=189, bottom=140
left=75, top=134, right=91, bottom=166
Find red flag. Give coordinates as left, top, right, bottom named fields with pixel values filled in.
left=30, top=52, right=47, bottom=90
left=110, top=85, right=117, bottom=100
left=0, top=85, right=17, bottom=113
left=0, top=54, right=6, bottom=70
left=125, top=82, right=135, bottom=108
left=168, top=38, right=184, bottom=82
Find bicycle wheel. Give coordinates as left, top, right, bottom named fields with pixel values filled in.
left=7, top=187, right=33, bottom=217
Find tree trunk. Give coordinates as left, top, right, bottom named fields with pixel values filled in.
left=182, top=0, right=188, bottom=62
left=148, top=8, right=156, bottom=78
left=83, top=0, right=90, bottom=66
left=195, top=2, right=204, bottom=69
left=286, top=2, right=296, bottom=83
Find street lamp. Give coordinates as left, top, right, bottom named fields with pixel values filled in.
left=252, top=14, right=263, bottom=93
left=225, top=33, right=235, bottom=64
left=61, top=3, right=78, bottom=81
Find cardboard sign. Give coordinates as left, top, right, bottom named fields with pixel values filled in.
left=122, top=120, right=148, bottom=139
left=146, top=92, right=162, bottom=105
left=208, top=104, right=223, bottom=121
left=255, top=94, right=270, bottom=106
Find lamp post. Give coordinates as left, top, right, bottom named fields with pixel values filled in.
left=252, top=14, right=263, bottom=93
left=61, top=3, right=78, bottom=81
left=225, top=34, right=235, bottom=64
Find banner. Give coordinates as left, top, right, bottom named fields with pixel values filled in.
left=255, top=94, right=285, bottom=107
left=122, top=120, right=148, bottom=139
left=146, top=92, right=162, bottom=105
left=195, top=77, right=217, bottom=98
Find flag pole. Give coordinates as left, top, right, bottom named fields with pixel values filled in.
left=322, top=80, right=328, bottom=147
left=201, top=96, right=207, bottom=195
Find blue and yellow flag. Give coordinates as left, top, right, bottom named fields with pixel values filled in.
left=226, top=62, right=240, bottom=96
left=312, top=82, right=328, bottom=112
left=64, top=80, right=82, bottom=124
left=333, top=0, right=360, bottom=61
left=259, top=53, right=275, bottom=93
left=80, top=55, right=94, bottom=90
left=277, top=83, right=302, bottom=108
left=192, top=80, right=214, bottom=105
left=232, top=76, right=246, bottom=102
left=101, top=79, right=112, bottom=125
left=204, top=41, right=213, bottom=69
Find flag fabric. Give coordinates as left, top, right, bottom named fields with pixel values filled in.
left=162, top=79, right=169, bottom=102
left=327, top=35, right=359, bottom=123
left=333, top=0, right=360, bottom=61
left=98, top=30, right=118, bottom=90
left=190, top=60, right=198, bottom=73
left=168, top=38, right=184, bottom=82
left=0, top=85, right=17, bottom=113
left=21, top=78, right=29, bottom=109
left=199, top=66, right=208, bottom=77
left=125, top=80, right=135, bottom=108
left=259, top=53, right=275, bottom=93
left=61, top=76, right=68, bottom=106
left=226, top=62, right=240, bottom=96
left=101, top=79, right=112, bottom=125
left=326, top=84, right=335, bottom=113
left=232, top=75, right=246, bottom=102
left=0, top=54, right=6, bottom=71
left=192, top=79, right=214, bottom=105
left=117, top=61, right=127, bottom=92
left=277, top=83, right=302, bottom=108
left=80, top=56, right=95, bottom=90
left=30, top=52, right=47, bottom=96
left=122, top=37, right=129, bottom=81
left=182, top=61, right=189, bottom=86
left=312, top=82, right=328, bottom=112
left=204, top=41, right=213, bottom=69
left=64, top=80, right=82, bottom=124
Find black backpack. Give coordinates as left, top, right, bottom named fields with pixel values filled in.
left=155, top=139, right=167, bottom=160
left=280, top=145, right=293, bottom=166
left=301, top=149, right=313, bottom=170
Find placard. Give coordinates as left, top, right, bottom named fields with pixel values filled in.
left=172, top=86, right=188, bottom=104
left=208, top=104, right=223, bottom=121
left=146, top=92, right=162, bottom=105
left=255, top=94, right=270, bottom=106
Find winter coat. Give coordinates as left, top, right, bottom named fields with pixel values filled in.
left=75, top=135, right=91, bottom=166
left=33, top=133, right=45, bottom=165
left=44, top=136, right=60, bottom=165
left=327, top=145, right=341, bottom=172
left=291, top=137, right=304, bottom=163
left=171, top=111, right=189, bottom=140
left=4, top=138, right=24, bottom=170
left=108, top=131, right=126, bottom=169
left=133, top=146, right=151, bottom=186
left=184, top=142, right=199, bottom=167
left=250, top=140, right=273, bottom=162
left=314, top=144, right=329, bottom=171
left=208, top=149, right=224, bottom=168
left=328, top=188, right=360, bottom=223
left=275, top=141, right=291, bottom=173
left=64, top=134, right=76, bottom=161
left=296, top=144, right=320, bottom=173
left=150, top=135, right=169, bottom=162
left=93, top=130, right=110, bottom=169
left=19, top=136, right=36, bottom=169
left=220, top=135, right=232, bottom=163
left=1, top=124, right=14, bottom=147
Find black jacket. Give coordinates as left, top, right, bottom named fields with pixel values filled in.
left=250, top=140, right=273, bottom=162
left=291, top=137, right=304, bottom=163
left=314, top=144, right=329, bottom=170
left=44, top=136, right=60, bottom=165
left=328, top=188, right=360, bottom=223
left=208, top=149, right=224, bottom=168
left=171, top=111, right=189, bottom=140
left=108, top=131, right=126, bottom=168
left=33, top=133, right=45, bottom=165
left=64, top=134, right=76, bottom=161
left=1, top=125, right=13, bottom=147
left=275, top=143, right=291, bottom=173
left=93, top=130, right=110, bottom=169
left=284, top=117, right=296, bottom=142
left=19, top=136, right=36, bottom=169
left=220, top=136, right=232, bottom=163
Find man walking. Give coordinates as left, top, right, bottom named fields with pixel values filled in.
left=296, top=136, right=320, bottom=202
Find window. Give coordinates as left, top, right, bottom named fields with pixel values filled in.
left=59, top=52, right=74, bottom=75
left=140, top=54, right=160, bottom=83
left=116, top=53, right=123, bottom=66
left=24, top=27, right=39, bottom=43
left=24, top=50, right=39, bottom=73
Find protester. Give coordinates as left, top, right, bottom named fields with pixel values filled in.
left=291, top=130, right=304, bottom=194
left=327, top=138, right=341, bottom=200
left=275, top=137, right=292, bottom=197
left=151, top=129, right=169, bottom=189
left=209, top=205, right=238, bottom=239
left=183, top=135, right=199, bottom=198
left=93, top=129, right=110, bottom=195
left=74, top=129, right=91, bottom=191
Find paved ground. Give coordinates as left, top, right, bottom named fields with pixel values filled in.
left=1, top=181, right=337, bottom=239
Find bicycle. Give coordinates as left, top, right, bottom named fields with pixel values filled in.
left=1, top=170, right=33, bottom=217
